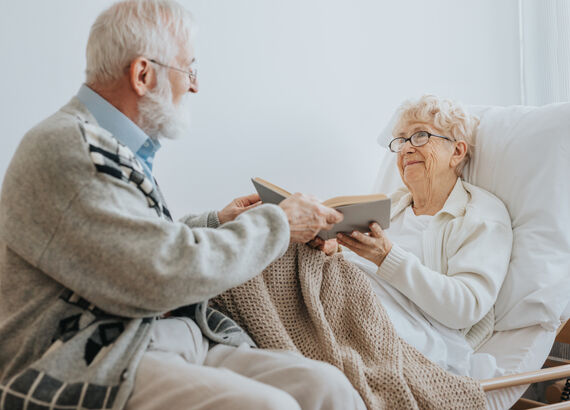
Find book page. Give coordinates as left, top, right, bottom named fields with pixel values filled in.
left=251, top=177, right=391, bottom=239
left=323, top=193, right=387, bottom=208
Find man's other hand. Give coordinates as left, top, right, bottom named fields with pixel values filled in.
left=279, top=193, right=343, bottom=243
left=218, top=193, right=262, bottom=224
left=308, top=237, right=339, bottom=256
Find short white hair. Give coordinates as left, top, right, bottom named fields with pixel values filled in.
left=86, top=0, right=194, bottom=85
left=393, top=94, right=479, bottom=176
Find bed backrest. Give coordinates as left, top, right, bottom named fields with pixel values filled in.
left=374, top=102, right=570, bottom=332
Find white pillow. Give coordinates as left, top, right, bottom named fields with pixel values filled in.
left=374, top=102, right=570, bottom=331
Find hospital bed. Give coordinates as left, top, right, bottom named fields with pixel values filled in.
left=373, top=101, right=570, bottom=409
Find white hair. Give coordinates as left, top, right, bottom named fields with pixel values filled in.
left=86, top=0, right=194, bottom=85
left=392, top=94, right=480, bottom=177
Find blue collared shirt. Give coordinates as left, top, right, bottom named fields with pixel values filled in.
left=76, top=84, right=160, bottom=184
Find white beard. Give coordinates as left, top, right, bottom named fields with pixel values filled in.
left=137, top=77, right=192, bottom=140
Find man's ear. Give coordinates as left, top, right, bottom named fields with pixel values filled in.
left=449, top=140, right=468, bottom=168
left=128, top=57, right=154, bottom=97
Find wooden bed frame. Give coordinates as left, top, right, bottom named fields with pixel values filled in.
left=481, top=320, right=570, bottom=409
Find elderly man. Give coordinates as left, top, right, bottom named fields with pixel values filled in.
left=0, top=1, right=366, bottom=409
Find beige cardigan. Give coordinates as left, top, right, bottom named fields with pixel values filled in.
left=377, top=178, right=513, bottom=349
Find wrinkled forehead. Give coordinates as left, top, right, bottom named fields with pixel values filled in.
left=164, top=9, right=195, bottom=65
left=393, top=121, right=440, bottom=138
left=182, top=46, right=196, bottom=66
left=173, top=39, right=196, bottom=66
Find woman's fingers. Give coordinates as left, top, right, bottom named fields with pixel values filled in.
left=351, top=230, right=377, bottom=246
left=337, top=224, right=391, bottom=267
left=369, top=222, right=383, bottom=237
left=337, top=233, right=363, bottom=250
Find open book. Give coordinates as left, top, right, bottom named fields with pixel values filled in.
left=252, top=177, right=391, bottom=240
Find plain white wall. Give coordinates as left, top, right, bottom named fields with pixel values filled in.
left=0, top=0, right=521, bottom=217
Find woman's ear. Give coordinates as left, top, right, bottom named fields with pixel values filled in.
left=128, top=57, right=154, bottom=97
left=450, top=140, right=468, bottom=168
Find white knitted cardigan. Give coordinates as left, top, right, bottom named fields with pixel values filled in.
left=378, top=178, right=513, bottom=350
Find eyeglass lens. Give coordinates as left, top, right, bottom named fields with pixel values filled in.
left=411, top=131, right=429, bottom=146
left=390, top=131, right=430, bottom=152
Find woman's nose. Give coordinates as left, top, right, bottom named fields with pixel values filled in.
left=189, top=79, right=199, bottom=93
left=401, top=140, right=415, bottom=154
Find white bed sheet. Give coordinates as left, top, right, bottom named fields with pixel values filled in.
left=479, top=325, right=557, bottom=410
left=342, top=250, right=557, bottom=409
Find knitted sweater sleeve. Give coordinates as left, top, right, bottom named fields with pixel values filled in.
left=180, top=211, right=220, bottom=229
left=1, top=115, right=290, bottom=319
left=377, top=216, right=512, bottom=329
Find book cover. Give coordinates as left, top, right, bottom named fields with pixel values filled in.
left=252, top=177, right=391, bottom=240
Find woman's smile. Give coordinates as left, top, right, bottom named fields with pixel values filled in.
left=404, top=160, right=423, bottom=168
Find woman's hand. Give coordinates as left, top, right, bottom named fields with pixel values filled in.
left=218, top=193, right=262, bottom=224
left=307, top=237, right=339, bottom=256
left=336, top=222, right=392, bottom=266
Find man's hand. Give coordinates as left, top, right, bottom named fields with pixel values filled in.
left=307, top=237, right=339, bottom=256
left=218, top=193, right=262, bottom=224
left=279, top=193, right=343, bottom=243
left=336, top=222, right=392, bottom=266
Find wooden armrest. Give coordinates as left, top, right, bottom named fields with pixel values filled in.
left=556, top=320, right=570, bottom=345
left=480, top=364, right=570, bottom=392
left=534, top=402, right=570, bottom=409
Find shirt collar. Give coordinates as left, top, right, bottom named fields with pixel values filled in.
left=437, top=178, right=469, bottom=217
left=391, top=177, right=469, bottom=218
left=76, top=84, right=161, bottom=158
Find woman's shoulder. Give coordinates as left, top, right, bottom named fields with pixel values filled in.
left=461, top=180, right=511, bottom=227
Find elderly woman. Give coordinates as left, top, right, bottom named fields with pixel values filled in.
left=335, top=95, right=512, bottom=358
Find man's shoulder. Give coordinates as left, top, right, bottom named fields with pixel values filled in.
left=4, top=97, right=143, bottom=205
left=19, top=98, right=94, bottom=162
left=18, top=98, right=164, bottom=217
left=17, top=97, right=141, bottom=178
left=33, top=97, right=91, bottom=132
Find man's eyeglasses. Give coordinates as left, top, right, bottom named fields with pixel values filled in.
left=389, top=131, right=455, bottom=153
left=149, top=58, right=197, bottom=82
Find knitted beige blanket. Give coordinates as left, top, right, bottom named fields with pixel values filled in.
left=213, top=244, right=486, bottom=409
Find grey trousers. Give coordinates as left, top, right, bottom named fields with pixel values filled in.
left=125, top=317, right=366, bottom=410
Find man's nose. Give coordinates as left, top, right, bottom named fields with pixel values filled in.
left=189, top=79, right=198, bottom=93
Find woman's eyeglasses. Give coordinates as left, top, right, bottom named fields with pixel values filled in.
left=389, top=131, right=455, bottom=153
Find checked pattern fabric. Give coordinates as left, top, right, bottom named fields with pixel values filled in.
left=0, top=289, right=151, bottom=410
left=1, top=368, right=119, bottom=410
left=80, top=122, right=172, bottom=222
